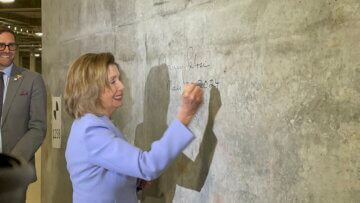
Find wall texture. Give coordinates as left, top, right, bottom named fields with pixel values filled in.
left=42, top=0, right=360, bottom=202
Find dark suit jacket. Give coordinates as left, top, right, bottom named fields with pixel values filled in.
left=1, top=64, right=47, bottom=182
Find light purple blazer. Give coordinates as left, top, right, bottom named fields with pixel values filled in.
left=65, top=113, right=194, bottom=203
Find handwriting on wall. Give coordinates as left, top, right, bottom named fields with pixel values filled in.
left=170, top=79, right=220, bottom=92
left=169, top=47, right=211, bottom=70
left=165, top=47, right=221, bottom=91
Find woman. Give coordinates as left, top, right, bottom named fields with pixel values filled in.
left=64, top=52, right=203, bottom=203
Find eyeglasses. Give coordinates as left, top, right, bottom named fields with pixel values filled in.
left=0, top=43, right=17, bottom=51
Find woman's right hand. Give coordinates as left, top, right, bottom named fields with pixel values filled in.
left=177, top=84, right=204, bottom=125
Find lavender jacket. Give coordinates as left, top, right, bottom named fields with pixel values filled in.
left=65, top=113, right=194, bottom=203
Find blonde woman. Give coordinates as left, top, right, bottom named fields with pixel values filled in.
left=64, top=52, right=203, bottom=203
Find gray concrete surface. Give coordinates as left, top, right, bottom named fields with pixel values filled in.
left=42, top=0, right=360, bottom=202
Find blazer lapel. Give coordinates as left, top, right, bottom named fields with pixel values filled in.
left=1, top=65, right=24, bottom=127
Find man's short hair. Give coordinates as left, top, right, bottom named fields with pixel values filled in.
left=0, top=26, right=16, bottom=39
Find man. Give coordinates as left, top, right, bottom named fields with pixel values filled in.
left=0, top=27, right=47, bottom=202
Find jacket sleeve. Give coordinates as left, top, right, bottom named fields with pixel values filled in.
left=11, top=74, right=47, bottom=161
left=84, top=119, right=194, bottom=180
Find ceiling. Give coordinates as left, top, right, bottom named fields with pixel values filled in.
left=0, top=0, right=41, bottom=55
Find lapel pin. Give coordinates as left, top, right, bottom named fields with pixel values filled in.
left=14, top=74, right=23, bottom=81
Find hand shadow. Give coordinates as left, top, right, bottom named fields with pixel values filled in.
left=134, top=64, right=221, bottom=203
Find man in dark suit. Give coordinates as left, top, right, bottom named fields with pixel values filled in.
left=0, top=27, right=47, bottom=202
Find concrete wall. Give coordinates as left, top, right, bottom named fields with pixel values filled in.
left=42, top=0, right=360, bottom=202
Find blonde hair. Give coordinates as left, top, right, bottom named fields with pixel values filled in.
left=64, top=52, right=119, bottom=118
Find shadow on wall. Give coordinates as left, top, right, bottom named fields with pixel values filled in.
left=134, top=64, right=221, bottom=202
